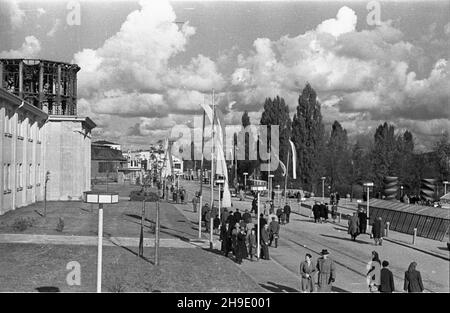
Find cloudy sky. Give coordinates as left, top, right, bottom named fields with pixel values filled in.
left=0, top=0, right=449, bottom=152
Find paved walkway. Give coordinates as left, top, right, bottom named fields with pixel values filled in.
left=0, top=233, right=195, bottom=248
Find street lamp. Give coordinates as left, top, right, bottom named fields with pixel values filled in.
left=216, top=178, right=225, bottom=220
left=400, top=185, right=404, bottom=199
left=83, top=191, right=119, bottom=293
left=268, top=174, right=274, bottom=200
left=321, top=177, right=326, bottom=201
left=276, top=185, right=280, bottom=208
left=251, top=180, right=267, bottom=260
left=363, top=182, right=374, bottom=229
left=243, top=172, right=248, bottom=191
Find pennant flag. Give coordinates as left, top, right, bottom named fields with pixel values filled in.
left=289, top=139, right=297, bottom=179
left=200, top=102, right=214, bottom=123
left=161, top=139, right=172, bottom=178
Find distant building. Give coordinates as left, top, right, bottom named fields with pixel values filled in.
left=91, top=143, right=126, bottom=184
left=93, top=140, right=121, bottom=151
left=0, top=58, right=96, bottom=215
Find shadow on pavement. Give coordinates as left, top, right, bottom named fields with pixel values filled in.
left=259, top=281, right=298, bottom=293
left=331, top=285, right=350, bottom=293
left=36, top=286, right=60, bottom=292
left=321, top=234, right=370, bottom=245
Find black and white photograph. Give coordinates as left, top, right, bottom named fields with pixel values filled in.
left=0, top=0, right=448, bottom=300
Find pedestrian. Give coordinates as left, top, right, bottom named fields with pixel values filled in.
left=268, top=216, right=280, bottom=248
left=260, top=224, right=270, bottom=260
left=221, top=208, right=229, bottom=225
left=348, top=212, right=360, bottom=241
left=299, top=253, right=316, bottom=293
left=312, top=201, right=321, bottom=223
left=331, top=205, right=338, bottom=223
left=239, top=189, right=245, bottom=201
left=284, top=202, right=291, bottom=224
left=403, top=262, right=424, bottom=293
left=366, top=251, right=381, bottom=292
left=379, top=260, right=395, bottom=293
left=231, top=223, right=239, bottom=256
left=220, top=223, right=231, bottom=257
left=251, top=197, right=257, bottom=214
left=234, top=209, right=242, bottom=223
left=192, top=193, right=198, bottom=213
left=335, top=192, right=340, bottom=205
left=316, top=249, right=336, bottom=292
left=242, top=209, right=252, bottom=224
left=319, top=202, right=327, bottom=223
left=259, top=213, right=267, bottom=228
left=247, top=228, right=257, bottom=261
left=235, top=227, right=248, bottom=264
left=276, top=207, right=284, bottom=225
left=204, top=206, right=211, bottom=232
left=372, top=217, right=384, bottom=245
left=213, top=215, right=221, bottom=235
left=358, top=208, right=367, bottom=234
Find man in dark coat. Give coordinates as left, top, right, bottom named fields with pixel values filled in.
left=220, top=223, right=232, bottom=257
left=251, top=197, right=257, bottom=214
left=242, top=209, right=252, bottom=224
left=312, top=202, right=321, bottom=223
left=260, top=224, right=270, bottom=260
left=234, top=209, right=242, bottom=223
left=348, top=212, right=360, bottom=241
left=358, top=208, right=367, bottom=234
left=268, top=217, right=280, bottom=248
left=283, top=203, right=291, bottom=224
left=226, top=210, right=236, bottom=226
left=235, top=227, right=248, bottom=264
left=379, top=261, right=395, bottom=293
left=221, top=208, right=230, bottom=225
left=316, top=249, right=335, bottom=292
left=276, top=207, right=284, bottom=225
left=319, top=202, right=327, bottom=223
left=372, top=217, right=384, bottom=245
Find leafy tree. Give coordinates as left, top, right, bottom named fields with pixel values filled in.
left=260, top=96, right=292, bottom=185
left=325, top=121, right=351, bottom=194
left=291, top=83, right=325, bottom=192
left=433, top=131, right=450, bottom=183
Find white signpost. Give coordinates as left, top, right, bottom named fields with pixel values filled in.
left=251, top=180, right=267, bottom=259
left=83, top=191, right=119, bottom=293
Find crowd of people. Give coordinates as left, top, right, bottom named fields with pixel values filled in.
left=171, top=182, right=428, bottom=293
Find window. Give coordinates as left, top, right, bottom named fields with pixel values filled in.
left=36, top=125, right=41, bottom=142
left=3, top=163, right=11, bottom=191
left=28, top=164, right=32, bottom=186
left=37, top=164, right=41, bottom=184
left=27, top=121, right=31, bottom=139
left=17, top=163, right=23, bottom=188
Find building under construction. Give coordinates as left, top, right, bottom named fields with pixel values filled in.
left=0, top=58, right=95, bottom=214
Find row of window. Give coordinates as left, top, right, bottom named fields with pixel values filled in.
left=3, top=108, right=41, bottom=141
left=3, top=163, right=41, bottom=192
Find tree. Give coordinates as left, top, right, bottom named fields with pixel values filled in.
left=260, top=96, right=292, bottom=185
left=236, top=111, right=257, bottom=181
left=371, top=122, right=397, bottom=194
left=291, top=83, right=325, bottom=193
left=433, top=131, right=450, bottom=182
left=394, top=130, right=416, bottom=195
left=325, top=121, right=351, bottom=194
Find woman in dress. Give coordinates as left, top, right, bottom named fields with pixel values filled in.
left=299, top=253, right=316, bottom=292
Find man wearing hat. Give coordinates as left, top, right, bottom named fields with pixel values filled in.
left=316, top=249, right=336, bottom=292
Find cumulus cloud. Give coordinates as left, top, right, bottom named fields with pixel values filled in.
left=74, top=0, right=225, bottom=142
left=0, top=36, right=41, bottom=58
left=228, top=7, right=449, bottom=150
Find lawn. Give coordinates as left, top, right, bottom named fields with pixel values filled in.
left=0, top=243, right=263, bottom=292
left=0, top=197, right=199, bottom=240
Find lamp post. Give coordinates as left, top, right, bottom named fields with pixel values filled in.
left=363, top=182, right=374, bottom=230
left=321, top=177, right=326, bottom=201
left=243, top=172, right=248, bottom=191
left=83, top=191, right=119, bottom=293
left=251, top=180, right=267, bottom=259
left=216, top=178, right=225, bottom=220
left=444, top=181, right=449, bottom=195
left=276, top=185, right=280, bottom=208
left=268, top=174, right=274, bottom=201
left=400, top=185, right=404, bottom=199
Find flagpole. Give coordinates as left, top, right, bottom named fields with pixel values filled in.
left=210, top=89, right=215, bottom=249
left=284, top=148, right=290, bottom=204
left=198, top=109, right=206, bottom=239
